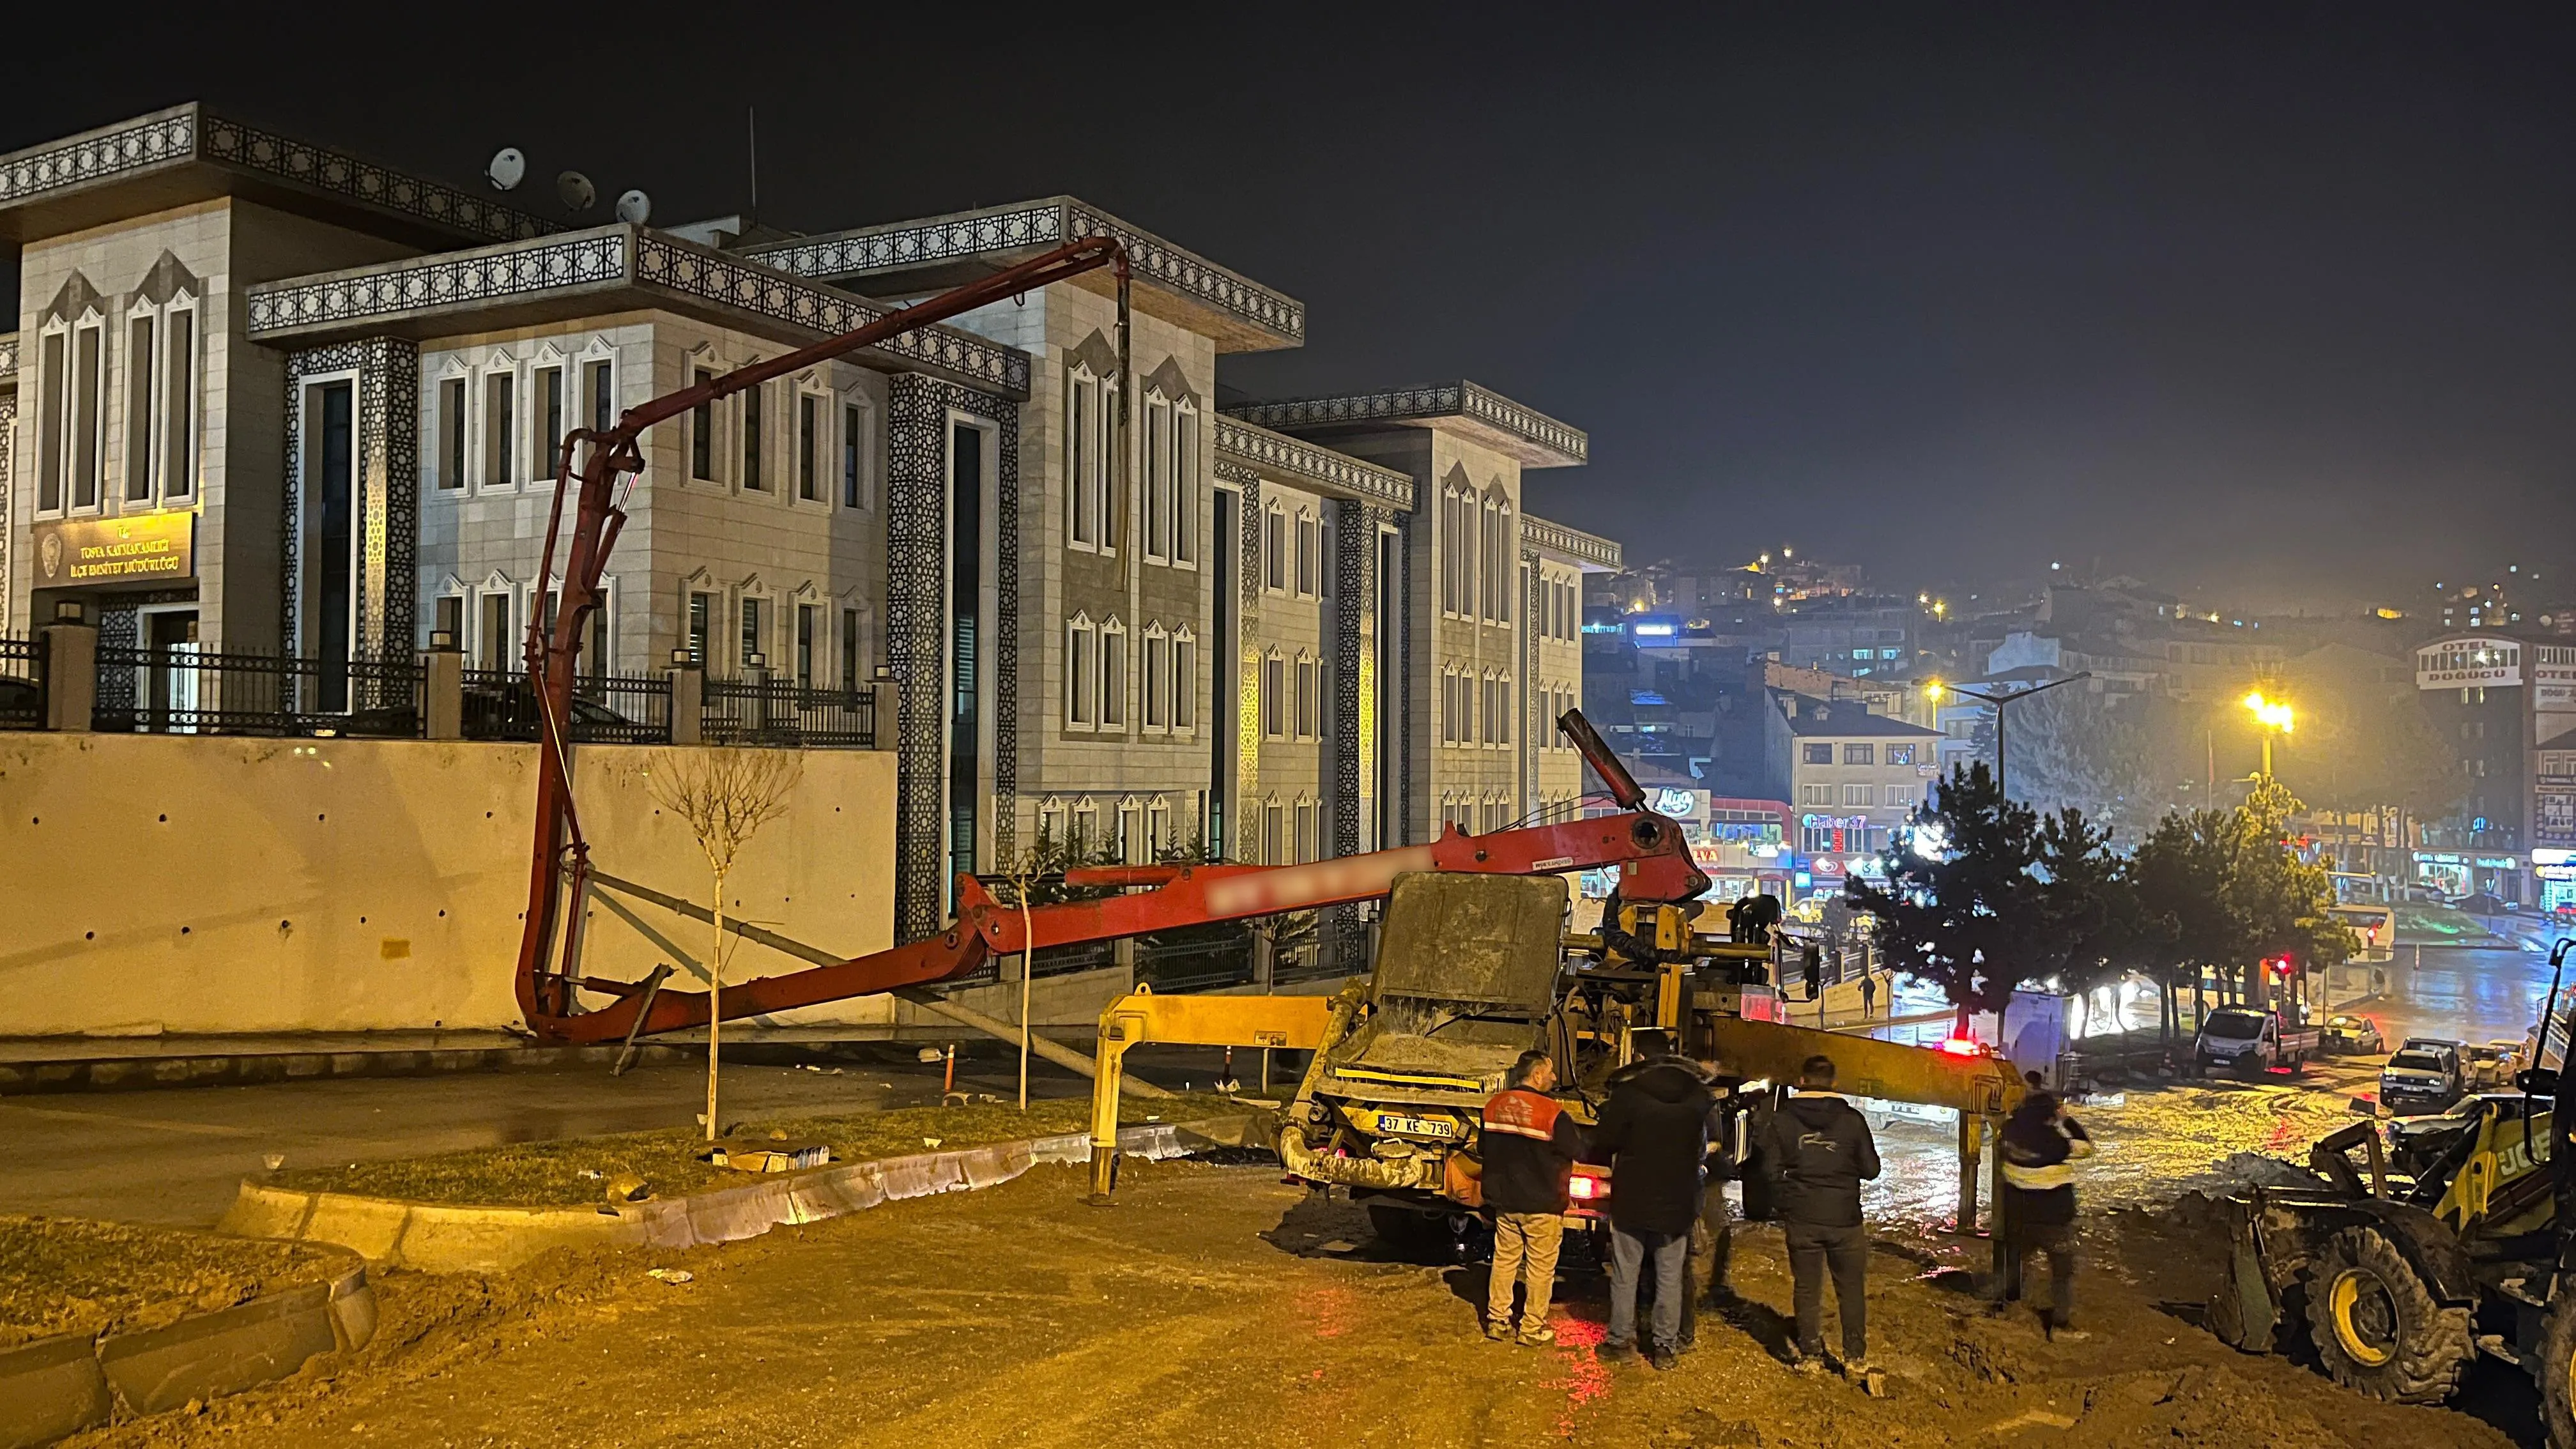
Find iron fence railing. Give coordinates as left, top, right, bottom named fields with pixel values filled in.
left=93, top=647, right=425, bottom=737
left=460, top=669, right=672, bottom=745
left=702, top=676, right=877, bottom=748
left=0, top=638, right=43, bottom=730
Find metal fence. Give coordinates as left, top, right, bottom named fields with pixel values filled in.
left=702, top=676, right=877, bottom=748
left=0, top=638, right=43, bottom=730
left=460, top=669, right=673, bottom=745
left=93, top=647, right=426, bottom=737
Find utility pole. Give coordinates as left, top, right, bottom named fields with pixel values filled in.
left=1931, top=673, right=2090, bottom=800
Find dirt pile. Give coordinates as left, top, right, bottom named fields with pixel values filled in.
left=0, top=1215, right=355, bottom=1349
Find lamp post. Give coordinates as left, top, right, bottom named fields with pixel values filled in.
left=1924, top=673, right=2092, bottom=801
left=2242, top=691, right=2294, bottom=779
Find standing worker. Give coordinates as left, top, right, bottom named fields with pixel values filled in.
left=1998, top=1086, right=2094, bottom=1340
left=1680, top=1055, right=1745, bottom=1352
left=1590, top=1039, right=1713, bottom=1370
left=1478, top=1050, right=1586, bottom=1346
left=1765, top=1054, right=1882, bottom=1383
left=1857, top=970, right=1877, bottom=1021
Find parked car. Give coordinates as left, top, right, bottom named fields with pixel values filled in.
left=2453, top=892, right=2512, bottom=916
left=2379, top=1039, right=2466, bottom=1115
left=2460, top=1041, right=2517, bottom=1089
left=2320, top=1014, right=2387, bottom=1056
left=2193, top=1007, right=2319, bottom=1075
left=463, top=682, right=646, bottom=740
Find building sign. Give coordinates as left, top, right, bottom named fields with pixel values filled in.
left=2416, top=636, right=2524, bottom=690
left=1655, top=787, right=1701, bottom=818
left=2539, top=792, right=2576, bottom=848
left=2538, top=647, right=2576, bottom=710
left=31, top=514, right=195, bottom=587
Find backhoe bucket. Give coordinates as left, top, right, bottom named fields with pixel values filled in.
left=2207, top=1191, right=2281, bottom=1353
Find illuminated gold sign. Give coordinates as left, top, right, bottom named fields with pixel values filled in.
left=31, top=513, right=195, bottom=586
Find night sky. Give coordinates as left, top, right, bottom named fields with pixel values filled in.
left=11, top=4, right=2573, bottom=614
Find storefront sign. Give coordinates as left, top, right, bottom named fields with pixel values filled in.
left=1655, top=787, right=1701, bottom=818
left=31, top=513, right=194, bottom=587
left=2416, top=636, right=2524, bottom=690
left=2538, top=793, right=2576, bottom=848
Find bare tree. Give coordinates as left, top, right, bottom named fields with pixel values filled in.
left=646, top=747, right=803, bottom=1140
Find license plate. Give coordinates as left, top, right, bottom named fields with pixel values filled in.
left=1377, top=1115, right=1459, bottom=1140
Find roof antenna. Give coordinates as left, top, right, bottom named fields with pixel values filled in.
left=746, top=107, right=759, bottom=229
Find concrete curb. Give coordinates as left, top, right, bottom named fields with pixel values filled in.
left=0, top=1043, right=700, bottom=1097
left=0, top=1267, right=372, bottom=1448
left=220, top=1115, right=1266, bottom=1274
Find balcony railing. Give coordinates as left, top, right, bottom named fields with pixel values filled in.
left=0, top=638, right=45, bottom=730
left=459, top=669, right=673, bottom=745
left=93, top=647, right=425, bottom=737
left=702, top=675, right=877, bottom=749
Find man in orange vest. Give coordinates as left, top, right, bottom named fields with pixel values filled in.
left=1480, top=1049, right=1588, bottom=1345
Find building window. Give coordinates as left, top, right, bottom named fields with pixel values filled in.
left=1147, top=799, right=1172, bottom=858
left=1262, top=651, right=1288, bottom=740
left=1172, top=630, right=1197, bottom=733
left=1121, top=802, right=1146, bottom=864
left=1887, top=785, right=1917, bottom=807
left=479, top=590, right=514, bottom=672
left=1264, top=502, right=1289, bottom=592
left=1295, top=510, right=1321, bottom=597
left=1100, top=619, right=1128, bottom=730
left=798, top=394, right=820, bottom=501
left=1801, top=785, right=1833, bottom=806
left=433, top=594, right=464, bottom=648
left=1844, top=744, right=1874, bottom=765
left=1294, top=655, right=1321, bottom=741
left=1262, top=800, right=1285, bottom=866
left=484, top=369, right=515, bottom=488
left=1143, top=392, right=1170, bottom=562
left=70, top=319, right=105, bottom=510
left=1073, top=800, right=1099, bottom=856
left=438, top=377, right=466, bottom=489
left=686, top=591, right=713, bottom=665
left=533, top=364, right=564, bottom=482
left=795, top=604, right=819, bottom=689
left=1294, top=798, right=1318, bottom=864
left=1803, top=742, right=1833, bottom=765
left=1843, top=784, right=1873, bottom=807
left=1887, top=744, right=1914, bottom=766
left=1142, top=626, right=1169, bottom=731
left=123, top=310, right=153, bottom=503
left=36, top=329, right=66, bottom=513
left=843, top=402, right=866, bottom=509
left=1173, top=404, right=1198, bottom=565
left=740, top=379, right=764, bottom=490
left=160, top=304, right=197, bottom=500
left=690, top=367, right=716, bottom=480
left=585, top=358, right=614, bottom=436
left=1066, top=615, right=1096, bottom=728
left=739, top=596, right=767, bottom=671
left=841, top=607, right=862, bottom=687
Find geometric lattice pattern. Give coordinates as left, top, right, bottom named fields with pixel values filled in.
left=0, top=392, right=13, bottom=632
left=883, top=375, right=1021, bottom=944
left=1522, top=512, right=1622, bottom=569
left=280, top=341, right=414, bottom=661
left=1214, top=417, right=1411, bottom=509
left=1224, top=381, right=1589, bottom=468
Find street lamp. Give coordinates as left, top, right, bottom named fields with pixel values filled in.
left=2242, top=691, right=2294, bottom=778
left=1929, top=673, right=2092, bottom=801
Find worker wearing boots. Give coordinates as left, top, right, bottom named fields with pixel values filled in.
left=1765, top=1054, right=1882, bottom=1384
left=1590, top=1039, right=1714, bottom=1370
left=1998, top=1087, right=2094, bottom=1340
left=1479, top=1050, right=1586, bottom=1346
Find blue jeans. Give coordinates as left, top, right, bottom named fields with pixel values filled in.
left=1607, top=1225, right=1689, bottom=1350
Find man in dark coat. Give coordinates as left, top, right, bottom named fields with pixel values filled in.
left=1763, top=1054, right=1882, bottom=1379
left=1998, top=1087, right=2093, bottom=1339
left=1588, top=1047, right=1713, bottom=1370
left=1478, top=1050, right=1587, bottom=1345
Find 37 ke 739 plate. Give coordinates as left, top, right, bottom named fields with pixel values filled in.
left=1376, top=1115, right=1460, bottom=1140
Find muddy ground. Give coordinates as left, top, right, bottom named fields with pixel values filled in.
left=61, top=1147, right=2534, bottom=1449
left=0, top=1216, right=355, bottom=1349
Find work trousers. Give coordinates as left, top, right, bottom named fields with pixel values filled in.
left=1608, top=1224, right=1690, bottom=1351
left=1485, top=1211, right=1565, bottom=1330
left=1678, top=1183, right=1735, bottom=1345
left=2007, top=1218, right=2078, bottom=1328
left=1784, top=1220, right=1869, bottom=1362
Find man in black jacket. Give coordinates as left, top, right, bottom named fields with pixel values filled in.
left=1764, top=1054, right=1882, bottom=1379
left=1998, top=1088, right=2093, bottom=1339
left=1589, top=1047, right=1713, bottom=1370
left=1479, top=1050, right=1586, bottom=1345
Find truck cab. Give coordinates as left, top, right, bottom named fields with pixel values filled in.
left=2380, top=1039, right=2466, bottom=1115
left=2195, top=1006, right=2318, bottom=1075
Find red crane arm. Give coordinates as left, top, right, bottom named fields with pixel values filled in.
left=538, top=709, right=1711, bottom=1046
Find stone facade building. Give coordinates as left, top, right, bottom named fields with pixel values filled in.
left=1, top=105, right=1618, bottom=942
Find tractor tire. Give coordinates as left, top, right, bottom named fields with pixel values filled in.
left=2540, top=1290, right=2576, bottom=1449
left=2303, top=1225, right=2474, bottom=1404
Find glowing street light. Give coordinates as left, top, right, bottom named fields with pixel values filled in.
left=2242, top=690, right=2294, bottom=777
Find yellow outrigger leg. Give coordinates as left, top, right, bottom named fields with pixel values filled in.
left=1088, top=989, right=1333, bottom=1204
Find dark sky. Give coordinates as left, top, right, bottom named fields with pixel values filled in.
left=13, top=4, right=2575, bottom=614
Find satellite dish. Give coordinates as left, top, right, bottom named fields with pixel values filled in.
left=485, top=147, right=526, bottom=192
left=556, top=171, right=597, bottom=212
left=615, top=188, right=652, bottom=226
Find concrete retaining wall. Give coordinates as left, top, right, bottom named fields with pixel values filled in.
left=220, top=1116, right=1262, bottom=1273
left=0, top=734, right=896, bottom=1036
left=0, top=1268, right=373, bottom=1449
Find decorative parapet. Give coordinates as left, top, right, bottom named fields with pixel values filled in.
left=245, top=226, right=1030, bottom=397
left=1212, top=416, right=1412, bottom=510
left=747, top=197, right=1303, bottom=352
left=1522, top=513, right=1622, bottom=570
left=1224, top=380, right=1588, bottom=468
left=0, top=103, right=552, bottom=244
